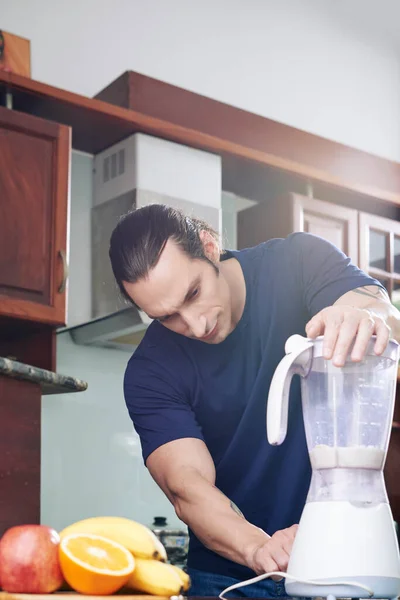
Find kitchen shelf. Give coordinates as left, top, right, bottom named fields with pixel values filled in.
left=1, top=70, right=400, bottom=204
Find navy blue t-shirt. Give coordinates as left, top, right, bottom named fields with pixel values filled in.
left=123, top=232, right=381, bottom=580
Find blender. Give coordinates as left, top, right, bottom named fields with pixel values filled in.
left=267, top=334, right=400, bottom=599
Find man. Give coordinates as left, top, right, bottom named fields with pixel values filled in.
left=109, top=203, right=400, bottom=598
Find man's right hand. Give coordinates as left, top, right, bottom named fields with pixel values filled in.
left=248, top=524, right=298, bottom=576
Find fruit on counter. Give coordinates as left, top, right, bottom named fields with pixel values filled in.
left=154, top=534, right=168, bottom=561
left=60, top=516, right=167, bottom=561
left=170, top=564, right=191, bottom=592
left=0, top=524, right=64, bottom=593
left=125, top=557, right=183, bottom=596
left=59, top=532, right=135, bottom=595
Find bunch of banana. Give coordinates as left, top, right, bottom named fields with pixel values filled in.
left=60, top=516, right=191, bottom=596
left=170, top=564, right=191, bottom=593
left=60, top=516, right=166, bottom=561
left=125, top=558, right=190, bottom=596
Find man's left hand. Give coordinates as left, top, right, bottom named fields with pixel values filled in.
left=305, top=305, right=391, bottom=367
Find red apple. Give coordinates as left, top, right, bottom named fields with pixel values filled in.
left=0, top=524, right=64, bottom=593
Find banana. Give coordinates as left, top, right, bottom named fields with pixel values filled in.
left=59, top=516, right=167, bottom=561
left=170, top=564, right=191, bottom=592
left=125, top=558, right=183, bottom=596
left=154, top=534, right=168, bottom=561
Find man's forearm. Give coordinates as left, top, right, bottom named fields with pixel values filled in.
left=171, top=469, right=268, bottom=569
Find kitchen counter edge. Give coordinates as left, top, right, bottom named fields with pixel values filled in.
left=0, top=356, right=88, bottom=395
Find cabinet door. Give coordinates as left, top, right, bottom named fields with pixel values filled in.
left=0, top=107, right=70, bottom=326
left=292, top=194, right=359, bottom=265
left=359, top=211, right=400, bottom=309
left=237, top=192, right=359, bottom=261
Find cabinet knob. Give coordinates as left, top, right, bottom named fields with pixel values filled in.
left=58, top=249, right=69, bottom=293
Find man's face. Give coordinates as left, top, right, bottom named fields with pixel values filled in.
left=123, top=239, right=233, bottom=344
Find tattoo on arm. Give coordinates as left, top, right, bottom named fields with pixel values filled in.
left=352, top=286, right=389, bottom=301
left=230, top=500, right=245, bottom=519
left=213, top=486, right=245, bottom=519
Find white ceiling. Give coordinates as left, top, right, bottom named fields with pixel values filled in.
left=321, top=0, right=400, bottom=50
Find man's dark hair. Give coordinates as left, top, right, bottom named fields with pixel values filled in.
left=109, top=203, right=220, bottom=305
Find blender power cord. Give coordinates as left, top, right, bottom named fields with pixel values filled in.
left=218, top=570, right=374, bottom=599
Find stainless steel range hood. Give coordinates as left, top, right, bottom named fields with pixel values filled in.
left=63, top=307, right=153, bottom=352
left=60, top=133, right=223, bottom=352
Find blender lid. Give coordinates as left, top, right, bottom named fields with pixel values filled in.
left=309, top=335, right=399, bottom=361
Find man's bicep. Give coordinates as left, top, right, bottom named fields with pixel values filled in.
left=124, top=357, right=204, bottom=463
left=334, top=285, right=390, bottom=309
left=146, top=438, right=216, bottom=504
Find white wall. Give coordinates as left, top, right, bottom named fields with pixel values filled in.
left=1, top=0, right=400, bottom=161
left=66, top=151, right=92, bottom=326
left=41, top=333, right=180, bottom=531
left=42, top=152, right=181, bottom=530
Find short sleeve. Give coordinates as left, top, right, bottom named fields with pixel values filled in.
left=288, top=232, right=384, bottom=317
left=124, top=354, right=204, bottom=464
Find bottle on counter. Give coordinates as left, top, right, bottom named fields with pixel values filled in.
left=150, top=516, right=189, bottom=568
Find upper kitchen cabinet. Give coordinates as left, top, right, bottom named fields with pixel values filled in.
left=289, top=194, right=358, bottom=264
left=359, top=212, right=400, bottom=310
left=0, top=107, right=70, bottom=326
left=238, top=192, right=359, bottom=266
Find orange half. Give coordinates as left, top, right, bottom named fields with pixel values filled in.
left=59, top=533, right=135, bottom=595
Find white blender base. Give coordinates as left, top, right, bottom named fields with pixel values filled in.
left=285, top=576, right=400, bottom=599
left=285, top=501, right=400, bottom=599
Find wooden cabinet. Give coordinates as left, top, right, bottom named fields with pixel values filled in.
left=0, top=375, right=41, bottom=535
left=291, top=194, right=359, bottom=264
left=238, top=192, right=359, bottom=265
left=0, top=107, right=70, bottom=326
left=238, top=193, right=400, bottom=305
left=359, top=212, right=400, bottom=309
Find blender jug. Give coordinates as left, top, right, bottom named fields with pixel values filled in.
left=267, top=334, right=400, bottom=599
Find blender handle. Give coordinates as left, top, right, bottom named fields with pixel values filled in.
left=267, top=336, right=313, bottom=446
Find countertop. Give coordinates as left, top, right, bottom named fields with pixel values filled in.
left=0, top=595, right=241, bottom=600
left=0, top=356, right=88, bottom=395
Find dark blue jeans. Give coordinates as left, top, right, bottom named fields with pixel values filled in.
left=187, top=567, right=293, bottom=598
